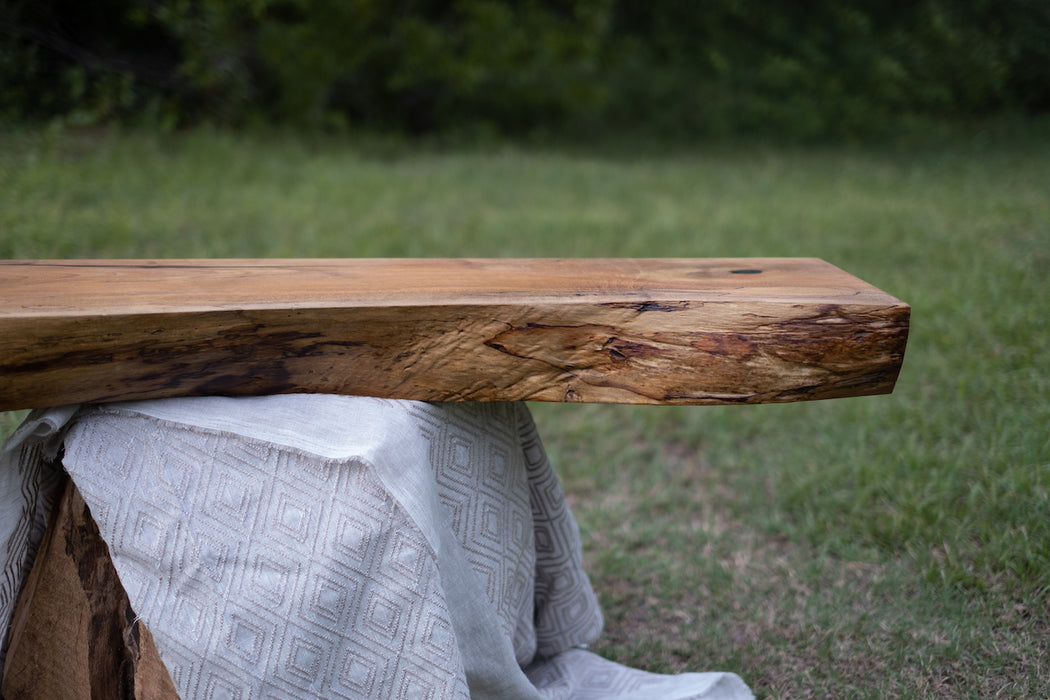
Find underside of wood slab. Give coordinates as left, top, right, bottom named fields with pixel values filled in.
left=1, top=477, right=177, bottom=699
left=0, top=258, right=909, bottom=410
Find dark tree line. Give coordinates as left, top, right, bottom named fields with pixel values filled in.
left=3, top=0, right=1048, bottom=138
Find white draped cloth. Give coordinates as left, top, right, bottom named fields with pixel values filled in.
left=1, top=395, right=752, bottom=699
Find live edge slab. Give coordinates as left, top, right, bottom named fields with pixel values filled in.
left=0, top=258, right=910, bottom=411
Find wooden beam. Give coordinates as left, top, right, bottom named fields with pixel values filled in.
left=1, top=477, right=177, bottom=699
left=0, top=258, right=909, bottom=410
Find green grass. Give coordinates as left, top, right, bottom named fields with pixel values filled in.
left=2, top=123, right=1048, bottom=697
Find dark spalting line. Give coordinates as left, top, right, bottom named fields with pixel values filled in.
left=686, top=332, right=758, bottom=358
left=601, top=301, right=692, bottom=313
left=660, top=393, right=758, bottom=403
left=603, top=337, right=665, bottom=360
left=1, top=348, right=119, bottom=374
left=486, top=323, right=663, bottom=370
left=3, top=328, right=370, bottom=375
left=577, top=371, right=760, bottom=403
left=191, top=368, right=299, bottom=397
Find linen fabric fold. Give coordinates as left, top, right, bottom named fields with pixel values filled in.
left=0, top=403, right=78, bottom=667
left=1, top=396, right=753, bottom=699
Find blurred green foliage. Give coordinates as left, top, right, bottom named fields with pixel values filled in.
left=2, top=0, right=1048, bottom=138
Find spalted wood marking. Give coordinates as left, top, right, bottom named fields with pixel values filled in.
left=0, top=258, right=910, bottom=409
left=485, top=304, right=906, bottom=403
left=2, top=477, right=177, bottom=699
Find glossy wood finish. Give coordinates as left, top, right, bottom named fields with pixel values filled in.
left=0, top=258, right=909, bottom=410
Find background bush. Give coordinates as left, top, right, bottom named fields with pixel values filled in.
left=2, top=0, right=1049, bottom=138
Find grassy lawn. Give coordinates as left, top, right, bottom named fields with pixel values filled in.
left=2, top=124, right=1048, bottom=697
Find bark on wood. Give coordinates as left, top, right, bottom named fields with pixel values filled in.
left=1, top=477, right=177, bottom=699
left=0, top=258, right=910, bottom=410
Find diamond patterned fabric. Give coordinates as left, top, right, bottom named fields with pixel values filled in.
left=1, top=396, right=752, bottom=699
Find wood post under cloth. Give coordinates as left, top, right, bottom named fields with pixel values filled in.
left=1, top=477, right=177, bottom=699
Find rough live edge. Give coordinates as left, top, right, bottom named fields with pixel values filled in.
left=0, top=258, right=910, bottom=410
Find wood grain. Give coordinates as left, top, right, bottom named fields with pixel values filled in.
left=0, top=258, right=910, bottom=410
left=1, top=477, right=177, bottom=699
